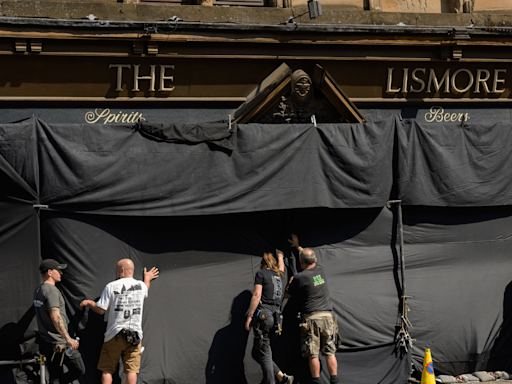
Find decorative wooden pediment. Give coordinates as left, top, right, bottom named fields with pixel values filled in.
left=233, top=63, right=366, bottom=124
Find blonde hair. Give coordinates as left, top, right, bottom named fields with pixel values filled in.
left=260, top=252, right=284, bottom=277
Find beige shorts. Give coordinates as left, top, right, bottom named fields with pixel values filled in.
left=97, top=336, right=141, bottom=374
left=300, top=311, right=339, bottom=358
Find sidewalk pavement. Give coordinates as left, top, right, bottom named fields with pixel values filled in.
left=409, top=379, right=512, bottom=384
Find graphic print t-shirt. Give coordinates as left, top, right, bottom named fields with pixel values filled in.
left=287, top=264, right=332, bottom=314
left=96, top=277, right=148, bottom=342
left=33, top=283, right=69, bottom=344
left=254, top=269, right=285, bottom=307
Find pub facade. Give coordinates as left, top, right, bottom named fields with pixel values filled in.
left=1, top=2, right=512, bottom=126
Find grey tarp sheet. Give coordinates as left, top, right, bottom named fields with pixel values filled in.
left=1, top=116, right=512, bottom=384
left=1, top=117, right=394, bottom=215
left=396, top=119, right=512, bottom=205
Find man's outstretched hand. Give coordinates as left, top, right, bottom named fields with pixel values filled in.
left=288, top=234, right=299, bottom=248
left=144, top=267, right=159, bottom=281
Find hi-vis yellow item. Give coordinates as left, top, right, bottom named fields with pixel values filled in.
left=421, top=348, right=436, bottom=384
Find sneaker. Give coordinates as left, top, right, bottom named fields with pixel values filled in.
left=282, top=374, right=294, bottom=384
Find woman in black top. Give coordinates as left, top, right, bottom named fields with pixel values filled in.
left=245, top=251, right=294, bottom=384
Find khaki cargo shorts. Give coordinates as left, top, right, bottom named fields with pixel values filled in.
left=300, top=311, right=340, bottom=358
left=97, top=336, right=142, bottom=374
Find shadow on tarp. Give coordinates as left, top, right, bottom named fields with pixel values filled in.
left=331, top=342, right=411, bottom=384
left=273, top=295, right=312, bottom=384
left=205, top=290, right=251, bottom=384
left=488, top=280, right=512, bottom=373
left=0, top=306, right=37, bottom=361
left=40, top=207, right=381, bottom=272
left=0, top=306, right=40, bottom=384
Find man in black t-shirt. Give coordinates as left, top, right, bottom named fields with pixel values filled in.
left=286, top=235, right=340, bottom=384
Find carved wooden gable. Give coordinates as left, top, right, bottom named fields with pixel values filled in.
left=233, top=63, right=366, bottom=124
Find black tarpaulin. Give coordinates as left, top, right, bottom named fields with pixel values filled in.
left=396, top=119, right=512, bottom=206
left=0, top=200, right=40, bottom=347
left=331, top=343, right=411, bottom=384
left=0, top=118, right=39, bottom=200
left=1, top=116, right=512, bottom=384
left=0, top=192, right=40, bottom=382
left=39, top=208, right=411, bottom=384
left=27, top=117, right=394, bottom=214
left=402, top=206, right=512, bottom=375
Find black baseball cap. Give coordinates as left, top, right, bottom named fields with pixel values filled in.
left=39, top=259, right=67, bottom=272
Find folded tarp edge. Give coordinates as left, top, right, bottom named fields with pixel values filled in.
left=138, top=121, right=237, bottom=151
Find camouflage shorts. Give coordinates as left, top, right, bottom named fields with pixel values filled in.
left=300, top=311, right=339, bottom=358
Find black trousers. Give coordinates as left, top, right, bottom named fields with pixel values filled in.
left=39, top=339, right=86, bottom=384
left=251, top=315, right=281, bottom=384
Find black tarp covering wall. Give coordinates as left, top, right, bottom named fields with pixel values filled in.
left=0, top=142, right=41, bottom=383
left=397, top=119, right=512, bottom=206
left=1, top=116, right=511, bottom=384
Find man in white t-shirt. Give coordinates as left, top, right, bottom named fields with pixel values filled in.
left=80, top=259, right=159, bottom=384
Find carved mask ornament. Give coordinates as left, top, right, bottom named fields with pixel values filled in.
left=291, top=70, right=313, bottom=109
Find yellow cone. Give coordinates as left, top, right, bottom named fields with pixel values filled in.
left=421, top=348, right=436, bottom=384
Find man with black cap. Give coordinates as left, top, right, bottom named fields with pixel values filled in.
left=34, top=259, right=85, bottom=384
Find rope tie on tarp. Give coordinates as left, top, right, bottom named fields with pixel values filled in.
left=388, top=200, right=415, bottom=352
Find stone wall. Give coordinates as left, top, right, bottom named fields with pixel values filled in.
left=474, top=0, right=512, bottom=13
left=370, top=0, right=444, bottom=13
left=1, top=0, right=512, bottom=16
left=366, top=0, right=512, bottom=13
left=292, top=0, right=362, bottom=8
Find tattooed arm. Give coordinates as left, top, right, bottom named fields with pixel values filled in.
left=50, top=307, right=79, bottom=350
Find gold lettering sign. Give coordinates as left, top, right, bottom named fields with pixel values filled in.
left=424, top=107, right=470, bottom=123
left=85, top=108, right=146, bottom=124
left=387, top=67, right=507, bottom=95
left=110, top=64, right=175, bottom=92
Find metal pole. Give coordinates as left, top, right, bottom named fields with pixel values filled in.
left=388, top=200, right=414, bottom=352
left=387, top=199, right=406, bottom=297
left=397, top=202, right=406, bottom=298
left=0, top=358, right=44, bottom=383
left=0, top=359, right=37, bottom=366
left=40, top=354, right=46, bottom=384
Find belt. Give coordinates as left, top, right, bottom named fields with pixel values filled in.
left=304, top=311, right=332, bottom=320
